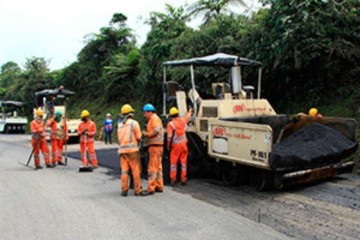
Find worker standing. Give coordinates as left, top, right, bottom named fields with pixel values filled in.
left=47, top=111, right=68, bottom=166
left=77, top=110, right=98, bottom=168
left=167, top=107, right=193, bottom=186
left=30, top=108, right=53, bottom=169
left=117, top=104, right=144, bottom=196
left=103, top=113, right=113, bottom=144
left=142, top=103, right=164, bottom=195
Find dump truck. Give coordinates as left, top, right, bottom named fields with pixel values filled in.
left=0, top=100, right=28, bottom=134
left=161, top=53, right=358, bottom=190
left=34, top=87, right=81, bottom=142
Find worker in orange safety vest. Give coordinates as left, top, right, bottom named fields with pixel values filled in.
left=77, top=110, right=98, bottom=168
left=167, top=107, right=193, bottom=186
left=30, top=108, right=53, bottom=169
left=142, top=103, right=164, bottom=195
left=47, top=111, right=68, bottom=166
left=117, top=104, right=146, bottom=196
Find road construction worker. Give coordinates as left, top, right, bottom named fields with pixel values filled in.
left=30, top=108, right=53, bottom=169
left=117, top=104, right=144, bottom=196
left=308, top=108, right=323, bottom=118
left=103, top=113, right=113, bottom=144
left=167, top=107, right=193, bottom=186
left=47, top=111, right=68, bottom=166
left=77, top=110, right=98, bottom=168
left=142, top=103, right=164, bottom=194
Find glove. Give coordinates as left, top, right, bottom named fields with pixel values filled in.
left=142, top=130, right=148, bottom=137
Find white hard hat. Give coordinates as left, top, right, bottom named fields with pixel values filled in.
left=106, top=113, right=111, bottom=117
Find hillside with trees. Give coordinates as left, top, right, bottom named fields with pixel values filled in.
left=1, top=0, right=359, bottom=126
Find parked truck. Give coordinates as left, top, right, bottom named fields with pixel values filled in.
left=161, top=53, right=358, bottom=190
left=0, top=100, right=28, bottom=134
left=34, top=87, right=81, bottom=142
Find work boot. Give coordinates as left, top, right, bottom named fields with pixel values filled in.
left=136, top=191, right=153, bottom=196
left=35, top=166, right=43, bottom=170
left=155, top=188, right=163, bottom=193
left=181, top=181, right=187, bottom=186
left=170, top=180, right=176, bottom=186
left=46, top=164, right=55, bottom=168
left=121, top=191, right=128, bottom=197
left=57, top=162, right=65, bottom=166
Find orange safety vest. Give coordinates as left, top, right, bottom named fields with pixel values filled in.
left=146, top=113, right=164, bottom=146
left=167, top=112, right=191, bottom=146
left=30, top=119, right=46, bottom=139
left=77, top=120, right=96, bottom=143
left=47, top=117, right=68, bottom=140
left=117, top=118, right=141, bottom=154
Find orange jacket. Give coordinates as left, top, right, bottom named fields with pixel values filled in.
left=30, top=119, right=46, bottom=140
left=47, top=117, right=68, bottom=140
left=117, top=118, right=141, bottom=154
left=146, top=113, right=164, bottom=146
left=167, top=112, right=191, bottom=147
left=77, top=120, right=96, bottom=143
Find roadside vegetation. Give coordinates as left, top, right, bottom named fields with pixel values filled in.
left=1, top=0, right=359, bottom=143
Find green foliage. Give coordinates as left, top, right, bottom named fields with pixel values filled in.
left=102, top=48, right=140, bottom=101
left=0, top=0, right=359, bottom=123
left=255, top=0, right=360, bottom=112
left=138, top=5, right=190, bottom=105
left=187, top=0, right=246, bottom=23
left=0, top=61, right=21, bottom=90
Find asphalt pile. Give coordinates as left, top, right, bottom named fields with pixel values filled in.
left=270, top=123, right=357, bottom=171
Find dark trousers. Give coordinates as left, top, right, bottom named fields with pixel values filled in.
left=104, top=131, right=112, bottom=144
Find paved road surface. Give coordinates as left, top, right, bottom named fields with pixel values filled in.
left=0, top=134, right=289, bottom=240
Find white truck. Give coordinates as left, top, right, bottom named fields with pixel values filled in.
left=0, top=101, right=28, bottom=134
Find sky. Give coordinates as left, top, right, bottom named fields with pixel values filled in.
left=0, top=0, right=261, bottom=71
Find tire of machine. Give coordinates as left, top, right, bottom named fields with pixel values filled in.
left=186, top=133, right=207, bottom=176
left=249, top=169, right=274, bottom=191
left=220, top=161, right=240, bottom=186
left=5, top=125, right=11, bottom=134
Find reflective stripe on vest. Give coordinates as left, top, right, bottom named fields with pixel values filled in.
left=168, top=120, right=187, bottom=145
left=147, top=114, right=164, bottom=146
left=119, top=121, right=139, bottom=150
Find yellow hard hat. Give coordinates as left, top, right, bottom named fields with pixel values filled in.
left=308, top=108, right=318, bottom=117
left=121, top=104, right=135, bottom=115
left=35, top=108, right=44, bottom=117
left=80, top=109, right=90, bottom=118
left=169, top=107, right=179, bottom=116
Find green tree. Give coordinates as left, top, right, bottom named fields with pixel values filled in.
left=0, top=61, right=21, bottom=91
left=255, top=0, right=360, bottom=110
left=74, top=13, right=137, bottom=100
left=188, top=0, right=246, bottom=23
left=139, top=4, right=190, bottom=104
left=102, top=49, right=140, bottom=102
left=19, top=57, right=52, bottom=113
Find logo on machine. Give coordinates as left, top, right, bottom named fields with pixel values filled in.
left=233, top=104, right=246, bottom=113
left=212, top=127, right=226, bottom=137
left=233, top=104, right=267, bottom=113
